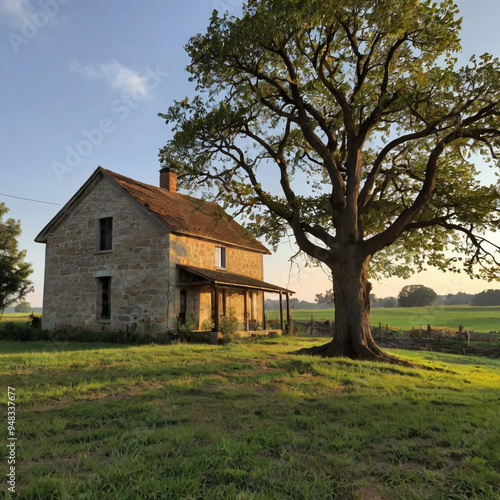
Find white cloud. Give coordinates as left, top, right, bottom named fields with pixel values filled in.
left=0, top=0, right=34, bottom=26
left=69, top=60, right=150, bottom=98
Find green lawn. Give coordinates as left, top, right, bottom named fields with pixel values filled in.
left=1, top=338, right=499, bottom=498
left=268, top=305, right=500, bottom=332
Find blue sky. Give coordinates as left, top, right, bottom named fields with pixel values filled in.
left=1, top=0, right=499, bottom=307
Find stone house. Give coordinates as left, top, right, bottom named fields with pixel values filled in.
left=35, top=167, right=292, bottom=333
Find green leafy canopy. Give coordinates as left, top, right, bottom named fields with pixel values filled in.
left=159, top=0, right=500, bottom=281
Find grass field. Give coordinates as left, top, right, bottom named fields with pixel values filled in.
left=267, top=306, right=500, bottom=333
left=1, top=338, right=499, bottom=498
left=0, top=313, right=35, bottom=323
left=4, top=307, right=499, bottom=332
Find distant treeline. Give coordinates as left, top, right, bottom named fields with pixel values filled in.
left=4, top=306, right=43, bottom=314
left=468, top=289, right=500, bottom=306
left=265, top=298, right=334, bottom=310
left=266, top=289, right=500, bottom=310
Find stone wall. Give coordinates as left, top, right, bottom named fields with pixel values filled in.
left=180, top=288, right=264, bottom=331
left=198, top=287, right=212, bottom=328
left=170, top=233, right=264, bottom=279
left=41, top=176, right=171, bottom=332
left=169, top=233, right=265, bottom=329
left=40, top=174, right=268, bottom=333
left=227, top=290, right=264, bottom=329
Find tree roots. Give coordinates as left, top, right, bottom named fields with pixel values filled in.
left=295, top=340, right=414, bottom=367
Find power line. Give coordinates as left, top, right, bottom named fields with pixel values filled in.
left=0, top=192, right=62, bottom=206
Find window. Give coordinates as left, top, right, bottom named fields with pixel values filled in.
left=215, top=246, right=226, bottom=269
left=98, top=276, right=111, bottom=319
left=99, top=217, right=113, bottom=251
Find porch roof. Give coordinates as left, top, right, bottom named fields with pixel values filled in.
left=177, top=265, right=294, bottom=294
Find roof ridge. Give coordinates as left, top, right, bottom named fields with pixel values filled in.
left=101, top=167, right=220, bottom=206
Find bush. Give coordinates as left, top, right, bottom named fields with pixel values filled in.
left=201, top=318, right=215, bottom=331
left=176, top=313, right=199, bottom=333
left=0, top=321, right=176, bottom=345
left=219, top=308, right=240, bottom=340
left=266, top=318, right=279, bottom=329
left=29, top=312, right=42, bottom=328
left=0, top=322, right=32, bottom=341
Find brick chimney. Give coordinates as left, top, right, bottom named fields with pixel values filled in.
left=159, top=167, right=177, bottom=193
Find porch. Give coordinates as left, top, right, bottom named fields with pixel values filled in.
left=177, top=264, right=294, bottom=333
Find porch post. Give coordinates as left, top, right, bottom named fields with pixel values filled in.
left=279, top=291, right=284, bottom=331
left=244, top=289, right=249, bottom=331
left=286, top=292, right=290, bottom=334
left=213, top=286, right=220, bottom=332
left=262, top=291, right=266, bottom=329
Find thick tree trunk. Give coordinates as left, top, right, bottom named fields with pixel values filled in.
left=297, top=251, right=407, bottom=364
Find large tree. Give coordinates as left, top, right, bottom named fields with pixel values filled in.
left=0, top=203, right=33, bottom=316
left=15, top=300, right=32, bottom=313
left=315, top=289, right=334, bottom=306
left=159, top=0, right=500, bottom=362
left=398, top=284, right=437, bottom=307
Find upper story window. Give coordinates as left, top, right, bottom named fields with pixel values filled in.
left=215, top=246, right=226, bottom=269
left=99, top=217, right=113, bottom=251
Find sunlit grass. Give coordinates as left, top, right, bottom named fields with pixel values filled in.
left=1, top=338, right=499, bottom=499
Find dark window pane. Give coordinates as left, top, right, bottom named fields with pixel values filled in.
left=99, top=217, right=113, bottom=250
left=220, top=247, right=226, bottom=268
left=101, top=277, right=111, bottom=319
left=216, top=246, right=226, bottom=269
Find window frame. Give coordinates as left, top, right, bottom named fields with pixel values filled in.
left=97, top=276, right=111, bottom=320
left=99, top=217, right=113, bottom=251
left=215, top=246, right=227, bottom=270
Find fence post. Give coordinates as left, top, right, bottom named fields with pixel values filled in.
left=310, top=314, right=314, bottom=336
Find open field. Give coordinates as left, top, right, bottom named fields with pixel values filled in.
left=0, top=313, right=39, bottom=323
left=4, top=306, right=499, bottom=332
left=1, top=338, right=499, bottom=498
left=267, top=306, right=500, bottom=333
